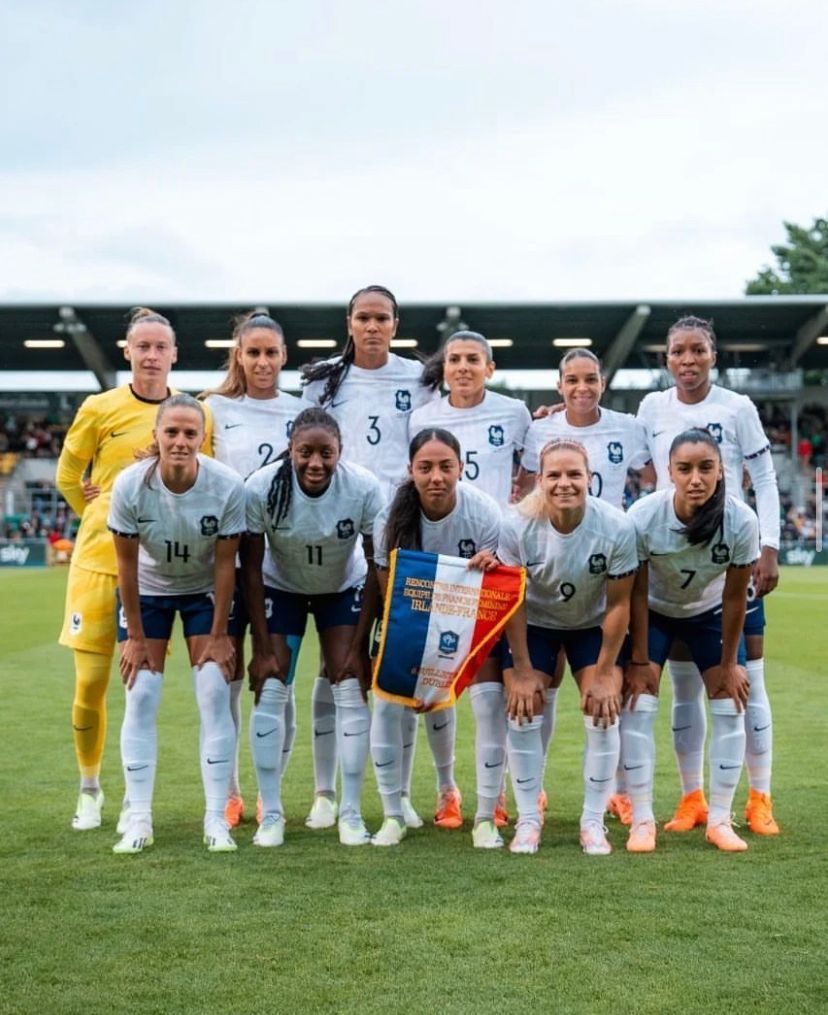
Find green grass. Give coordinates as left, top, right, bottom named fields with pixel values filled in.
left=1, top=567, right=826, bottom=1014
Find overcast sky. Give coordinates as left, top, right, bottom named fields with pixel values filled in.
left=1, top=0, right=826, bottom=306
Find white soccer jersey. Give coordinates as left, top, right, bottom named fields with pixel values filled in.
left=108, top=455, right=246, bottom=596
left=408, top=390, right=532, bottom=505
left=498, top=497, right=638, bottom=630
left=205, top=391, right=303, bottom=479
left=373, top=481, right=501, bottom=568
left=628, top=489, right=760, bottom=618
left=245, top=460, right=384, bottom=594
left=302, top=354, right=439, bottom=499
left=522, top=408, right=650, bottom=508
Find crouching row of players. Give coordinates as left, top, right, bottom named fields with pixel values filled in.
left=109, top=394, right=757, bottom=855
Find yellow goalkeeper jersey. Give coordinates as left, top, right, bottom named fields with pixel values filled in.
left=56, top=385, right=213, bottom=576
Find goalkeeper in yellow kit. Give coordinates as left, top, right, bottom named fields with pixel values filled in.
left=58, top=307, right=212, bottom=830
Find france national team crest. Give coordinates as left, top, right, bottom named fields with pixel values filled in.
left=438, top=630, right=460, bottom=657
left=458, top=539, right=476, bottom=558
left=588, top=552, right=607, bottom=574
left=395, top=389, right=412, bottom=412
left=488, top=424, right=505, bottom=447
left=336, top=518, right=355, bottom=539
left=70, top=611, right=82, bottom=635
left=707, top=423, right=723, bottom=444
left=711, top=542, right=730, bottom=564
left=200, top=515, right=219, bottom=536
left=607, top=441, right=623, bottom=465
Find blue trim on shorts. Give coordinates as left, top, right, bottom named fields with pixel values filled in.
left=263, top=584, right=364, bottom=638
left=502, top=624, right=611, bottom=675
left=116, top=590, right=214, bottom=642
left=648, top=607, right=746, bottom=673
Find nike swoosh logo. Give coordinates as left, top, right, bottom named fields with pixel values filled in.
left=516, top=777, right=533, bottom=785
left=137, top=517, right=155, bottom=523
left=623, top=763, right=644, bottom=771
left=753, top=723, right=771, bottom=732
left=344, top=729, right=369, bottom=737
left=484, top=761, right=503, bottom=769
left=402, top=742, right=414, bottom=750
left=671, top=725, right=691, bottom=732
left=126, top=764, right=148, bottom=772
left=432, top=721, right=449, bottom=731
left=652, top=430, right=665, bottom=438
left=526, top=561, right=543, bottom=568
left=73, top=724, right=93, bottom=731
left=375, top=760, right=393, bottom=768
left=224, top=423, right=244, bottom=429
left=206, top=758, right=228, bottom=765
left=650, top=552, right=670, bottom=557
left=314, top=729, right=334, bottom=738
left=330, top=399, right=347, bottom=408
left=719, top=763, right=741, bottom=770
left=111, top=430, right=129, bottom=438
left=256, top=728, right=277, bottom=738
left=588, top=776, right=612, bottom=783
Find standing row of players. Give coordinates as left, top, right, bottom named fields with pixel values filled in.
left=57, top=287, right=780, bottom=853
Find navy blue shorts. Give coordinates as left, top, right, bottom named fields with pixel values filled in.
left=743, top=590, right=766, bottom=637
left=648, top=607, right=746, bottom=674
left=227, top=573, right=248, bottom=639
left=502, top=624, right=611, bottom=676
left=264, top=584, right=364, bottom=637
left=116, top=591, right=214, bottom=642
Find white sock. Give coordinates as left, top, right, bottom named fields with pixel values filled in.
left=311, top=675, right=337, bottom=797
left=120, top=669, right=163, bottom=820
left=614, top=764, right=627, bottom=797
left=370, top=696, right=404, bottom=819
left=250, top=678, right=288, bottom=821
left=540, top=687, right=559, bottom=762
left=228, top=677, right=243, bottom=797
left=744, top=658, right=772, bottom=794
left=582, top=715, right=620, bottom=824
left=620, top=694, right=658, bottom=825
left=668, top=660, right=706, bottom=795
left=708, top=698, right=746, bottom=824
left=426, top=707, right=457, bottom=792
left=507, top=715, right=543, bottom=825
left=401, top=708, right=418, bottom=797
left=469, top=683, right=507, bottom=823
left=193, top=663, right=235, bottom=823
left=332, top=678, right=370, bottom=822
left=282, top=683, right=297, bottom=778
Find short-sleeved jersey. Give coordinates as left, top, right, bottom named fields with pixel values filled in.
left=637, top=385, right=770, bottom=497
left=205, top=391, right=303, bottom=479
left=498, top=498, right=638, bottom=630
left=408, top=390, right=532, bottom=505
left=302, top=354, right=439, bottom=499
left=522, top=408, right=650, bottom=509
left=373, top=481, right=501, bottom=568
left=628, top=489, right=760, bottom=618
left=56, top=385, right=213, bottom=577
left=108, top=455, right=244, bottom=596
left=245, top=461, right=384, bottom=594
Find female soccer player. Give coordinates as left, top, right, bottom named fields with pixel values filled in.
left=371, top=428, right=503, bottom=848
left=242, top=408, right=384, bottom=846
left=411, top=330, right=532, bottom=504
left=108, top=395, right=245, bottom=854
left=636, top=317, right=780, bottom=836
left=57, top=307, right=187, bottom=831
left=500, top=439, right=638, bottom=855
left=201, top=311, right=304, bottom=828
left=516, top=348, right=651, bottom=824
left=623, top=428, right=759, bottom=852
left=301, top=286, right=439, bottom=831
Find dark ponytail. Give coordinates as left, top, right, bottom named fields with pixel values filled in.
left=265, top=406, right=342, bottom=527
left=301, top=285, right=399, bottom=405
left=383, top=427, right=462, bottom=557
left=670, top=428, right=725, bottom=546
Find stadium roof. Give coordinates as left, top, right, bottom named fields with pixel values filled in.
left=2, top=297, right=827, bottom=389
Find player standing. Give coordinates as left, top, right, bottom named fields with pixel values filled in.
left=201, top=311, right=303, bottom=828
left=371, top=428, right=503, bottom=848
left=623, top=428, right=759, bottom=852
left=636, top=317, right=780, bottom=835
left=108, top=395, right=245, bottom=853
left=301, top=285, right=439, bottom=831
left=500, top=439, right=638, bottom=855
left=242, top=408, right=384, bottom=846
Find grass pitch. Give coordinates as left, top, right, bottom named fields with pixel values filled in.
left=1, top=567, right=826, bottom=1014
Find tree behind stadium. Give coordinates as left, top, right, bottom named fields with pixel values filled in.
left=746, top=215, right=828, bottom=294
